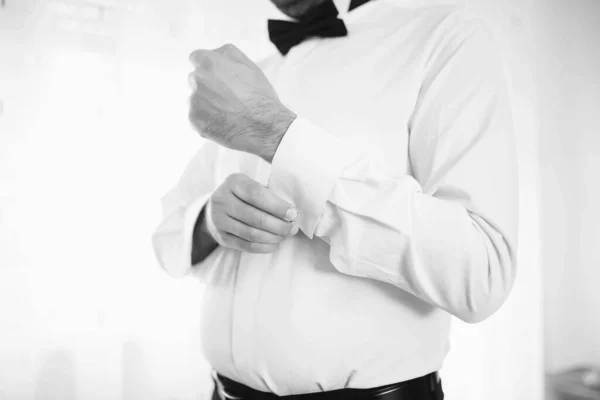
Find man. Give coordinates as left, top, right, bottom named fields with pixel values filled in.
left=152, top=0, right=519, bottom=399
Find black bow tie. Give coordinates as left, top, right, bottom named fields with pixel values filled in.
left=268, top=0, right=374, bottom=56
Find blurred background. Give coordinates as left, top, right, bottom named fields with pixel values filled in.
left=0, top=0, right=598, bottom=399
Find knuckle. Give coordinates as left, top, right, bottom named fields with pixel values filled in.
left=220, top=43, right=236, bottom=53
left=249, top=210, right=263, bottom=229
left=218, top=44, right=248, bottom=63
left=224, top=175, right=240, bottom=192
left=187, top=72, right=197, bottom=89
left=224, top=174, right=235, bottom=187
left=232, top=174, right=249, bottom=192
left=210, top=213, right=223, bottom=230
left=247, top=229, right=260, bottom=242
left=247, top=184, right=261, bottom=202
left=239, top=239, right=253, bottom=253
left=189, top=72, right=205, bottom=88
left=225, top=173, right=237, bottom=185
left=210, top=194, right=226, bottom=214
left=189, top=50, right=201, bottom=64
left=229, top=173, right=246, bottom=185
left=189, top=49, right=208, bottom=64
left=240, top=226, right=252, bottom=242
left=198, top=56, right=213, bottom=71
left=237, top=179, right=252, bottom=198
left=230, top=221, right=241, bottom=237
left=257, top=213, right=266, bottom=230
left=227, top=199, right=241, bottom=216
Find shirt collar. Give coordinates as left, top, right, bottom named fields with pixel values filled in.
left=333, top=0, right=353, bottom=18
left=268, top=0, right=354, bottom=21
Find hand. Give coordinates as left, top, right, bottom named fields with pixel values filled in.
left=206, top=173, right=299, bottom=254
left=188, top=44, right=296, bottom=163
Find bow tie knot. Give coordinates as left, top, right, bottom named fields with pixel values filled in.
left=268, top=0, right=349, bottom=56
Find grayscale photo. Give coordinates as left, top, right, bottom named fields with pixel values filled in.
left=0, top=0, right=599, bottom=399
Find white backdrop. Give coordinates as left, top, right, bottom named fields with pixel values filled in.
left=433, top=1, right=543, bottom=399
left=0, top=0, right=543, bottom=399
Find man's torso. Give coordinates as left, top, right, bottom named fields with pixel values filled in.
left=199, top=2, right=467, bottom=394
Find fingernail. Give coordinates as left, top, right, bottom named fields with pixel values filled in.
left=290, top=224, right=300, bottom=236
left=285, top=208, right=298, bottom=221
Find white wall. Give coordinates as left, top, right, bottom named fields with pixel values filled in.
left=0, top=0, right=553, bottom=399
left=536, top=0, right=600, bottom=378
left=427, top=1, right=544, bottom=399
left=1, top=1, right=218, bottom=399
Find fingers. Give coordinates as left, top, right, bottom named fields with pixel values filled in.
left=187, top=77, right=225, bottom=135
left=187, top=68, right=207, bottom=89
left=188, top=47, right=215, bottom=93
left=214, top=43, right=253, bottom=65
left=189, top=49, right=215, bottom=69
left=188, top=70, right=201, bottom=91
left=188, top=50, right=216, bottom=91
left=190, top=43, right=252, bottom=69
left=187, top=89, right=211, bottom=135
left=226, top=193, right=298, bottom=237
left=216, top=214, right=285, bottom=244
left=188, top=43, right=256, bottom=95
left=228, top=174, right=297, bottom=223
left=211, top=173, right=300, bottom=254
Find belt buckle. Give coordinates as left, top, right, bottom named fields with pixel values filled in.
left=212, top=370, right=243, bottom=400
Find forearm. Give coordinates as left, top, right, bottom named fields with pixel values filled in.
left=259, top=109, right=297, bottom=164
left=267, top=116, right=518, bottom=323
left=315, top=179, right=517, bottom=323
left=191, top=204, right=219, bottom=265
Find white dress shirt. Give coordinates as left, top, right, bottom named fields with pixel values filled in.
left=152, top=0, right=519, bottom=395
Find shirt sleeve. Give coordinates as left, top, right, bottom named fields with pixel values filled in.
left=267, top=17, right=519, bottom=324
left=151, top=140, right=221, bottom=279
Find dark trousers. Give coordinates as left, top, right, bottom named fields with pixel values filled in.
left=211, top=373, right=445, bottom=400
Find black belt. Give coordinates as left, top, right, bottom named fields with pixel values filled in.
left=212, top=371, right=443, bottom=400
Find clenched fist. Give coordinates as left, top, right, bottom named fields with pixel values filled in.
left=188, top=44, right=296, bottom=163
left=204, top=173, right=299, bottom=254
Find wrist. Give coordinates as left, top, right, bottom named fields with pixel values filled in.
left=261, top=108, right=296, bottom=164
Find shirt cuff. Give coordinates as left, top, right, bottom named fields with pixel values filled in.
left=267, top=117, right=362, bottom=238
left=183, top=193, right=212, bottom=269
